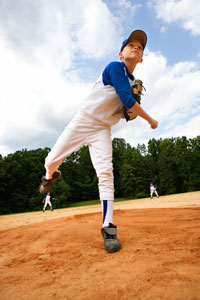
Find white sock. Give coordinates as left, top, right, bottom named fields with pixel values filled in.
left=45, top=171, right=51, bottom=180
left=101, top=200, right=113, bottom=227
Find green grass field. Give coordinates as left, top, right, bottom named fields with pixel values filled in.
left=67, top=196, right=137, bottom=208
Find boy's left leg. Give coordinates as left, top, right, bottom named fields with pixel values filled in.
left=88, top=128, right=121, bottom=253
left=48, top=200, right=53, bottom=211
left=101, top=200, right=113, bottom=227
left=100, top=199, right=121, bottom=253
left=88, top=128, right=114, bottom=202
left=43, top=200, right=47, bottom=212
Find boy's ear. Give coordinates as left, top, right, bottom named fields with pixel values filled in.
left=119, top=51, right=123, bottom=58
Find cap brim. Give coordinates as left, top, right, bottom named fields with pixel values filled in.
left=127, top=30, right=147, bottom=50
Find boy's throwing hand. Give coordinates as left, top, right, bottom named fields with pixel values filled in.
left=149, top=118, right=158, bottom=129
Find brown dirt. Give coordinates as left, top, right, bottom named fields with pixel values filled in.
left=0, top=192, right=200, bottom=300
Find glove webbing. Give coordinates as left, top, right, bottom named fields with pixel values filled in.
left=124, top=79, right=146, bottom=122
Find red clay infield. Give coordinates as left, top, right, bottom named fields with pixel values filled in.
left=0, top=192, right=200, bottom=300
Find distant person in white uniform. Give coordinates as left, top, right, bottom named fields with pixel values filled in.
left=149, top=182, right=159, bottom=199
left=39, top=29, right=158, bottom=253
left=43, top=192, right=55, bottom=212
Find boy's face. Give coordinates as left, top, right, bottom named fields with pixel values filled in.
left=119, top=39, right=143, bottom=63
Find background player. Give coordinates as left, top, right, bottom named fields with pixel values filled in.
left=43, top=191, right=56, bottom=212
left=149, top=182, right=159, bottom=199
left=39, top=29, right=158, bottom=253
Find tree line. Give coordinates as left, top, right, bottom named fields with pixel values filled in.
left=0, top=136, right=199, bottom=215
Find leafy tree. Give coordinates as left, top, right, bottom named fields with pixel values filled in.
left=157, top=138, right=177, bottom=194
left=0, top=148, right=49, bottom=213
left=60, top=145, right=98, bottom=202
left=112, top=138, right=131, bottom=197
left=172, top=137, right=191, bottom=192
left=187, top=136, right=200, bottom=191
left=0, top=135, right=199, bottom=215
left=147, top=138, right=161, bottom=184
left=51, top=179, right=71, bottom=208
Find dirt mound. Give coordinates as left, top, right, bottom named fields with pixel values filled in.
left=1, top=195, right=200, bottom=300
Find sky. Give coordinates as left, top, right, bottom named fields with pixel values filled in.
left=0, top=0, right=200, bottom=156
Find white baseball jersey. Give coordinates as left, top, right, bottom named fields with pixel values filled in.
left=68, top=61, right=136, bottom=131
left=150, top=185, right=156, bottom=192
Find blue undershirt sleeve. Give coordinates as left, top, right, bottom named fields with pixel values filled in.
left=102, top=62, right=136, bottom=109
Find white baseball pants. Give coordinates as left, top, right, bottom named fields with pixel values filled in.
left=43, top=195, right=52, bottom=209
left=45, top=127, right=114, bottom=201
left=150, top=190, right=159, bottom=198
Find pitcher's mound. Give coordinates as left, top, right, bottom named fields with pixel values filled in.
left=1, top=206, right=200, bottom=300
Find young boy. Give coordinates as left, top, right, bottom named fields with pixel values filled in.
left=39, top=30, right=158, bottom=253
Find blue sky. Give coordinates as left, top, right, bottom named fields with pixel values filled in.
left=0, top=0, right=200, bottom=156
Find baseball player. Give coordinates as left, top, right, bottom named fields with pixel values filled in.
left=149, top=182, right=159, bottom=199
left=39, top=30, right=158, bottom=253
left=42, top=191, right=55, bottom=212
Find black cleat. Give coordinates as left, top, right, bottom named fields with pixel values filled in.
left=39, top=170, right=62, bottom=194
left=101, top=223, right=121, bottom=253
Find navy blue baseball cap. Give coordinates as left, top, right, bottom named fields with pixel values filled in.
left=120, top=30, right=147, bottom=51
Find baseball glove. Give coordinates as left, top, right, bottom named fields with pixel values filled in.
left=124, top=79, right=146, bottom=122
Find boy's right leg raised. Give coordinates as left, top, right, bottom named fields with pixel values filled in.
left=39, top=128, right=86, bottom=194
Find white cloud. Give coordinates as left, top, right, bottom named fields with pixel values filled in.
left=0, top=0, right=121, bottom=67
left=118, top=0, right=141, bottom=15
left=0, top=0, right=121, bottom=156
left=0, top=0, right=199, bottom=157
left=0, top=1, right=74, bottom=70
left=0, top=35, right=92, bottom=154
left=166, top=114, right=200, bottom=138
left=160, top=25, right=167, bottom=33
left=134, top=51, right=200, bottom=116
left=150, top=0, right=200, bottom=35
left=74, top=1, right=120, bottom=58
